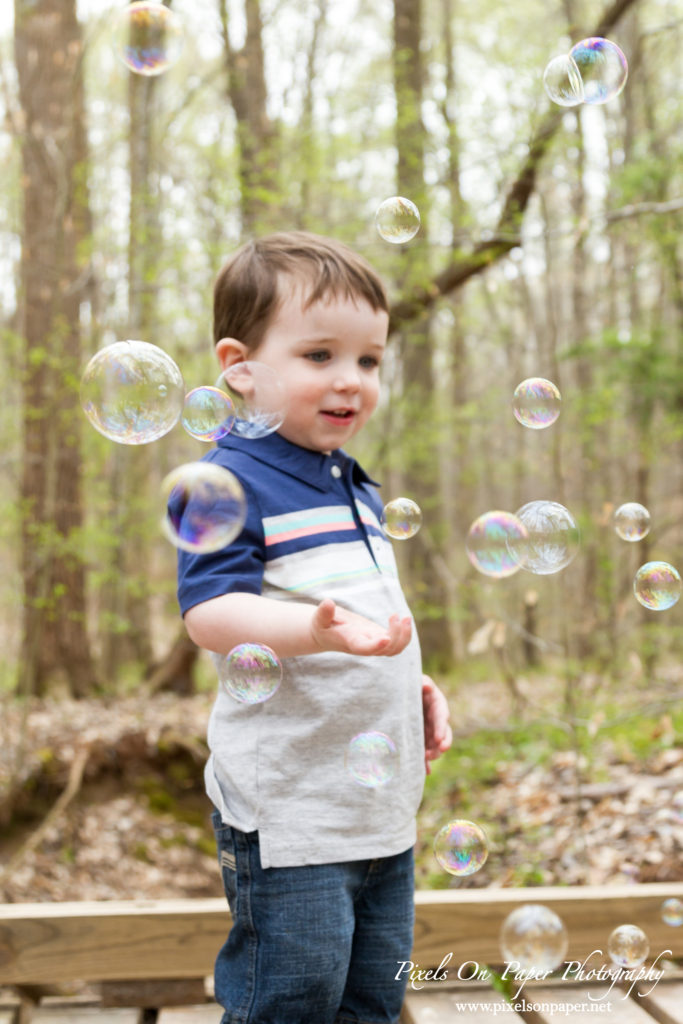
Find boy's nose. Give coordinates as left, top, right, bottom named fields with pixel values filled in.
left=333, top=367, right=361, bottom=393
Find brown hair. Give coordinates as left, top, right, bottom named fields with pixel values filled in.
left=213, top=231, right=388, bottom=350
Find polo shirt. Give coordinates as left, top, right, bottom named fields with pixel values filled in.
left=176, top=431, right=425, bottom=868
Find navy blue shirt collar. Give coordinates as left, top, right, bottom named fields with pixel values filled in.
left=216, top=430, right=380, bottom=492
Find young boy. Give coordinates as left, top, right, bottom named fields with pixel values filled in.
left=176, top=231, right=452, bottom=1024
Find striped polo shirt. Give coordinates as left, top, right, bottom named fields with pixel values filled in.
left=177, top=431, right=425, bottom=869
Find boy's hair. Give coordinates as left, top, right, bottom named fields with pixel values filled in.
left=213, top=231, right=388, bottom=350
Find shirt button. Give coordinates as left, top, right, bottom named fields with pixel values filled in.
left=330, top=465, right=342, bottom=478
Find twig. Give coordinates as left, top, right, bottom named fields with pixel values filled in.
left=0, top=745, right=90, bottom=889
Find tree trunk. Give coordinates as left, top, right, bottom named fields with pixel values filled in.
left=14, top=0, right=96, bottom=697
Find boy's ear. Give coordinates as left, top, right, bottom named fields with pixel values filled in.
left=216, top=336, right=250, bottom=371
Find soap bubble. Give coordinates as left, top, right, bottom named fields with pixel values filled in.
left=112, top=1, right=184, bottom=77
left=509, top=501, right=580, bottom=575
left=375, top=196, right=421, bottom=244
left=613, top=502, right=651, bottom=542
left=161, top=462, right=247, bottom=553
left=182, top=386, right=235, bottom=442
left=543, top=54, right=585, bottom=106
left=215, top=361, right=288, bottom=439
left=217, top=643, right=282, bottom=704
left=80, top=340, right=184, bottom=444
left=569, top=37, right=628, bottom=105
left=661, top=898, right=683, bottom=927
left=381, top=497, right=422, bottom=540
left=633, top=561, right=682, bottom=611
left=466, top=511, right=528, bottom=579
left=608, top=924, right=649, bottom=968
left=500, top=905, right=569, bottom=972
left=433, top=820, right=489, bottom=877
left=346, top=731, right=398, bottom=788
left=113, top=1, right=183, bottom=77
left=513, top=378, right=561, bottom=429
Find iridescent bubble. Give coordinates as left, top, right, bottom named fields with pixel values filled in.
left=112, top=1, right=184, bottom=77
left=161, top=462, right=247, bottom=553
left=543, top=54, right=585, bottom=107
left=509, top=501, right=580, bottom=575
left=661, top=898, right=683, bottom=928
left=381, top=498, right=422, bottom=540
left=613, top=502, right=651, bottom=542
left=215, top=361, right=288, bottom=439
left=513, top=378, right=561, bottom=429
left=182, top=386, right=235, bottom=442
left=633, top=561, right=682, bottom=611
left=466, top=511, right=528, bottom=579
left=80, top=340, right=184, bottom=444
left=346, top=731, right=398, bottom=788
left=217, top=643, right=282, bottom=705
left=375, top=196, right=421, bottom=244
left=433, top=819, right=489, bottom=877
left=608, top=924, right=649, bottom=968
left=569, top=37, right=628, bottom=105
left=500, top=905, right=569, bottom=972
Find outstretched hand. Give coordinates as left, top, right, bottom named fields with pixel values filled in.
left=422, top=674, right=452, bottom=774
left=310, top=598, right=412, bottom=657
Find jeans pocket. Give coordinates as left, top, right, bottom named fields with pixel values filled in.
left=212, top=811, right=238, bottom=907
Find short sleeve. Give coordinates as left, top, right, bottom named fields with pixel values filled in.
left=175, top=470, right=265, bottom=616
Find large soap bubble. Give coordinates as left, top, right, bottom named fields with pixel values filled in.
left=345, top=731, right=398, bottom=788
left=633, top=561, right=682, bottom=611
left=217, top=643, right=282, bottom=704
left=215, top=361, right=288, bottom=439
left=569, top=37, right=628, bottom=105
left=607, top=924, right=649, bottom=968
left=500, top=905, right=569, bottom=972
left=161, top=462, right=247, bottom=553
left=381, top=498, right=422, bottom=540
left=513, top=378, right=561, bottom=429
left=466, top=511, right=528, bottom=579
left=80, top=340, right=185, bottom=444
left=509, top=500, right=580, bottom=575
left=112, top=1, right=184, bottom=77
left=433, top=819, right=489, bottom=876
left=182, top=386, right=235, bottom=442
left=613, top=502, right=650, bottom=542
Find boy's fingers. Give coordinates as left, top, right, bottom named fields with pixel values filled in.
left=314, top=598, right=337, bottom=629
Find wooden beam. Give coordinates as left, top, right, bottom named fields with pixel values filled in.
left=1, top=885, right=683, bottom=986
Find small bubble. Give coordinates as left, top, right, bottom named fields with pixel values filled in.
left=433, top=819, right=489, bottom=877
left=217, top=643, right=282, bottom=704
left=500, top=905, right=569, bottom=972
left=346, top=732, right=398, bottom=788
left=613, top=502, right=650, bottom=542
left=607, top=924, right=649, bottom=968
left=633, top=561, right=682, bottom=611
left=381, top=498, right=422, bottom=540
left=375, top=196, right=421, bottom=244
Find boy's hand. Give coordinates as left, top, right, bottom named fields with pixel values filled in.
left=311, top=598, right=412, bottom=657
left=422, top=674, right=452, bottom=774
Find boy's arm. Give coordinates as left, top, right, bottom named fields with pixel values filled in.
left=184, top=592, right=412, bottom=659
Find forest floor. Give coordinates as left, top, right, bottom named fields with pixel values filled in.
left=1, top=659, right=682, bottom=904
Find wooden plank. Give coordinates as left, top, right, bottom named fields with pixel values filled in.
left=633, top=980, right=683, bottom=1024
left=0, top=900, right=230, bottom=986
left=412, top=883, right=683, bottom=969
left=520, top=985, right=660, bottom=1023
left=31, top=1010, right=140, bottom=1023
left=402, top=987, right=517, bottom=1023
left=2, top=885, right=683, bottom=985
left=100, top=979, right=207, bottom=1008
left=157, top=1008, right=220, bottom=1023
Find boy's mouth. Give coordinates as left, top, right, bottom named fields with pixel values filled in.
left=320, top=408, right=355, bottom=422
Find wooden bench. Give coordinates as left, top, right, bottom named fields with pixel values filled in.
left=1, top=883, right=682, bottom=1022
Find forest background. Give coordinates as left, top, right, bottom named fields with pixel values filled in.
left=0, top=0, right=682, bottom=903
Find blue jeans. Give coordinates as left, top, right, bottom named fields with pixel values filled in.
left=211, top=811, right=415, bottom=1023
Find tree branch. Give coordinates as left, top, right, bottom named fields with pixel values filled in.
left=389, top=0, right=643, bottom=333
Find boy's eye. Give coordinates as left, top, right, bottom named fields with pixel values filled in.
left=305, top=350, right=330, bottom=363
left=360, top=356, right=379, bottom=369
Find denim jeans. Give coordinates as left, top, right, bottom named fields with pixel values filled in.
left=211, top=811, right=415, bottom=1024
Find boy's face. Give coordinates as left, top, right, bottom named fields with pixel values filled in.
left=218, top=289, right=388, bottom=453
